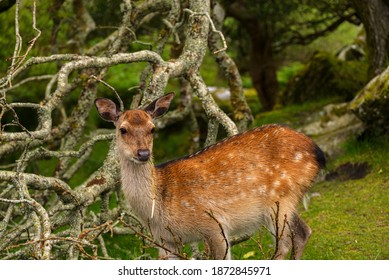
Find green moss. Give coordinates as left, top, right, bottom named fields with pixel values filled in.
left=281, top=52, right=368, bottom=105
left=253, top=98, right=337, bottom=128
left=349, top=68, right=389, bottom=135
left=330, top=103, right=349, bottom=117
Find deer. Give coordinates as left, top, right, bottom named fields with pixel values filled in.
left=94, top=92, right=326, bottom=260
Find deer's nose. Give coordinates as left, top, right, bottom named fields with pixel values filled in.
left=137, top=149, right=150, bottom=162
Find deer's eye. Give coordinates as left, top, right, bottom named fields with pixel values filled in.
left=119, top=127, right=127, bottom=135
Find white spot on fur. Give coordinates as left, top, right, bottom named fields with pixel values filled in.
left=264, top=167, right=274, bottom=176
left=280, top=171, right=292, bottom=185
left=246, top=176, right=257, bottom=181
left=294, top=152, right=303, bottom=162
left=258, top=186, right=267, bottom=195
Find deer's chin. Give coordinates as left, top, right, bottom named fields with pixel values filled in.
left=129, top=157, right=149, bottom=165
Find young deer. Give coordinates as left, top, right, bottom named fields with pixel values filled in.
left=95, top=93, right=325, bottom=260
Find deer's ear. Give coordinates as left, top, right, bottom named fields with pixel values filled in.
left=94, top=98, right=121, bottom=122
left=144, top=92, right=175, bottom=119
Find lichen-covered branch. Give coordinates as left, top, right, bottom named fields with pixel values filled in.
left=0, top=0, right=244, bottom=259
left=209, top=1, right=253, bottom=132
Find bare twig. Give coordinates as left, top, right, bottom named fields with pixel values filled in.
left=7, top=0, right=42, bottom=84
left=0, top=75, right=54, bottom=94
left=91, top=75, right=124, bottom=112
left=270, top=201, right=288, bottom=260
left=206, top=210, right=229, bottom=260
left=118, top=214, right=188, bottom=260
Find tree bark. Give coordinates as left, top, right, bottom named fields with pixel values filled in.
left=350, top=0, right=389, bottom=78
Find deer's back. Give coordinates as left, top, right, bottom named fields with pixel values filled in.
left=155, top=124, right=324, bottom=235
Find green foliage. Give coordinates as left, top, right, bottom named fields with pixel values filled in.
left=276, top=62, right=304, bottom=90
left=153, top=121, right=193, bottom=164
left=103, top=232, right=158, bottom=260
left=281, top=22, right=361, bottom=63
left=200, top=52, right=229, bottom=87
left=309, top=22, right=361, bottom=57
left=221, top=0, right=353, bottom=54
left=105, top=64, right=144, bottom=91
left=68, top=141, right=110, bottom=187
left=0, top=1, right=57, bottom=65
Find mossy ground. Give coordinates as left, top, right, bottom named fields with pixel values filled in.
left=302, top=134, right=389, bottom=260
left=303, top=175, right=388, bottom=260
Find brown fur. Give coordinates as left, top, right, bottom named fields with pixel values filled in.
left=95, top=94, right=325, bottom=260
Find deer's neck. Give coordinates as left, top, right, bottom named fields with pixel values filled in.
left=120, top=157, right=158, bottom=223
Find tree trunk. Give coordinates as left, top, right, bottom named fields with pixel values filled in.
left=0, top=0, right=15, bottom=13
left=245, top=20, right=278, bottom=111
left=351, top=0, right=389, bottom=78
left=225, top=2, right=279, bottom=111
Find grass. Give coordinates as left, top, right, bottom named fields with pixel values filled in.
left=303, top=175, right=388, bottom=259
left=302, top=135, right=389, bottom=260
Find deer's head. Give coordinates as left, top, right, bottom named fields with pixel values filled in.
left=95, top=93, right=174, bottom=164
